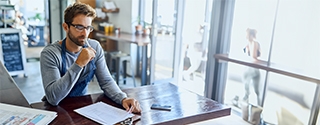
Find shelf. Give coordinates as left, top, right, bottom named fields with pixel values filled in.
left=93, top=17, right=108, bottom=22
left=1, top=19, right=14, bottom=23
left=214, top=54, right=320, bottom=84
left=101, top=7, right=119, bottom=13
left=0, top=5, right=14, bottom=10
left=0, top=5, right=15, bottom=28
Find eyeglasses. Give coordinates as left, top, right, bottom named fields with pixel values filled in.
left=68, top=23, right=94, bottom=32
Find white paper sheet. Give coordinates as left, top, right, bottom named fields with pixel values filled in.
left=74, top=102, right=134, bottom=125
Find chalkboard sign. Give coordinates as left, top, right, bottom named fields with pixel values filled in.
left=0, top=28, right=26, bottom=76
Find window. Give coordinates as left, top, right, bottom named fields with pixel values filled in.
left=218, top=0, right=320, bottom=124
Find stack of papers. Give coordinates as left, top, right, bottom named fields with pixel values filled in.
left=0, top=103, right=57, bottom=125
left=74, top=102, right=134, bottom=125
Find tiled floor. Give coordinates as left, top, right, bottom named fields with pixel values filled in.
left=11, top=45, right=250, bottom=125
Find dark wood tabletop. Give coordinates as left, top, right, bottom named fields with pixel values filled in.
left=31, top=83, right=230, bottom=125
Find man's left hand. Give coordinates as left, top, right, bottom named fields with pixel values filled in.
left=122, top=98, right=141, bottom=113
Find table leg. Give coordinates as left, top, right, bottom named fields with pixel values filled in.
left=136, top=47, right=141, bottom=77
left=141, top=46, right=148, bottom=86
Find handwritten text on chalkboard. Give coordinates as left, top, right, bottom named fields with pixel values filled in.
left=1, top=33, right=24, bottom=72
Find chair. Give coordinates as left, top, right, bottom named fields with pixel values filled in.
left=106, top=51, right=136, bottom=87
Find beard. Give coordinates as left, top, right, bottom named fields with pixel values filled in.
left=67, top=31, right=87, bottom=47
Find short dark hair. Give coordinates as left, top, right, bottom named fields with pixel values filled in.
left=64, top=2, right=96, bottom=24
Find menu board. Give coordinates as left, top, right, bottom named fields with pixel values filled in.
left=0, top=28, right=26, bottom=76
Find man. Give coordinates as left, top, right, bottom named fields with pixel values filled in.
left=40, top=2, right=141, bottom=113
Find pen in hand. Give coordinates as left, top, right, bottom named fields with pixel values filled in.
left=84, top=39, right=96, bottom=62
left=119, top=106, right=134, bottom=120
left=127, top=106, right=133, bottom=114
left=85, top=39, right=91, bottom=48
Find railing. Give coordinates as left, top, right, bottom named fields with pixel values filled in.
left=214, top=54, right=320, bottom=83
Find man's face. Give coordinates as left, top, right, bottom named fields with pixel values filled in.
left=67, top=14, right=93, bottom=47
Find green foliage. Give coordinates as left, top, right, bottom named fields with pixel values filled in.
left=132, top=16, right=142, bottom=25
left=132, top=16, right=151, bottom=29
left=28, top=13, right=42, bottom=21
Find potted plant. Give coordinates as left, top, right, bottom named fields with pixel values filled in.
left=132, top=16, right=143, bottom=34
left=142, top=22, right=151, bottom=35
left=132, top=16, right=152, bottom=35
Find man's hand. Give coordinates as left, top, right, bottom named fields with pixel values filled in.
left=122, top=98, right=141, bottom=113
left=75, top=47, right=96, bottom=67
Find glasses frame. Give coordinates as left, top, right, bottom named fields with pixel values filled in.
left=67, top=23, right=94, bottom=32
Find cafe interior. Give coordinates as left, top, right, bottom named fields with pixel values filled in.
left=0, top=0, right=320, bottom=124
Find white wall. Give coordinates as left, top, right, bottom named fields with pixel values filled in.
left=104, top=0, right=140, bottom=34
left=99, top=0, right=140, bottom=75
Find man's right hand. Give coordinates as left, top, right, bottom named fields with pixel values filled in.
left=75, top=47, right=96, bottom=67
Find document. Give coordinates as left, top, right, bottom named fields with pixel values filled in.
left=74, top=102, right=135, bottom=125
left=0, top=103, right=57, bottom=125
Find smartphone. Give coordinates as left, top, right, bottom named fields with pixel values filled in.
left=150, top=104, right=172, bottom=111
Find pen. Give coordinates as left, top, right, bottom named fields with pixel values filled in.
left=85, top=39, right=91, bottom=48
left=128, top=106, right=133, bottom=114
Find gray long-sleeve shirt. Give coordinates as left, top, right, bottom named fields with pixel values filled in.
left=40, top=39, right=127, bottom=106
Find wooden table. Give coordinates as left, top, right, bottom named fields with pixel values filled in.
left=31, top=83, right=231, bottom=125
left=95, top=32, right=150, bottom=85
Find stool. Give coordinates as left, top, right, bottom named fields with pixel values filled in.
left=106, top=51, right=136, bottom=87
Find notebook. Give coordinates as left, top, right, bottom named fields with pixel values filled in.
left=0, top=61, right=29, bottom=106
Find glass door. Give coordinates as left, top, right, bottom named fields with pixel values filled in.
left=144, top=0, right=181, bottom=84
left=178, top=0, right=213, bottom=96
left=143, top=0, right=212, bottom=86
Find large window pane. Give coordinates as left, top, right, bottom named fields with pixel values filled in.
left=15, top=0, right=49, bottom=47
left=224, top=63, right=267, bottom=106
left=143, top=0, right=176, bottom=82
left=228, top=0, right=278, bottom=61
left=223, top=0, right=277, bottom=124
left=180, top=0, right=213, bottom=96
left=224, top=0, right=277, bottom=107
left=219, top=0, right=319, bottom=124
left=271, top=0, right=320, bottom=78
left=263, top=73, right=316, bottom=125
